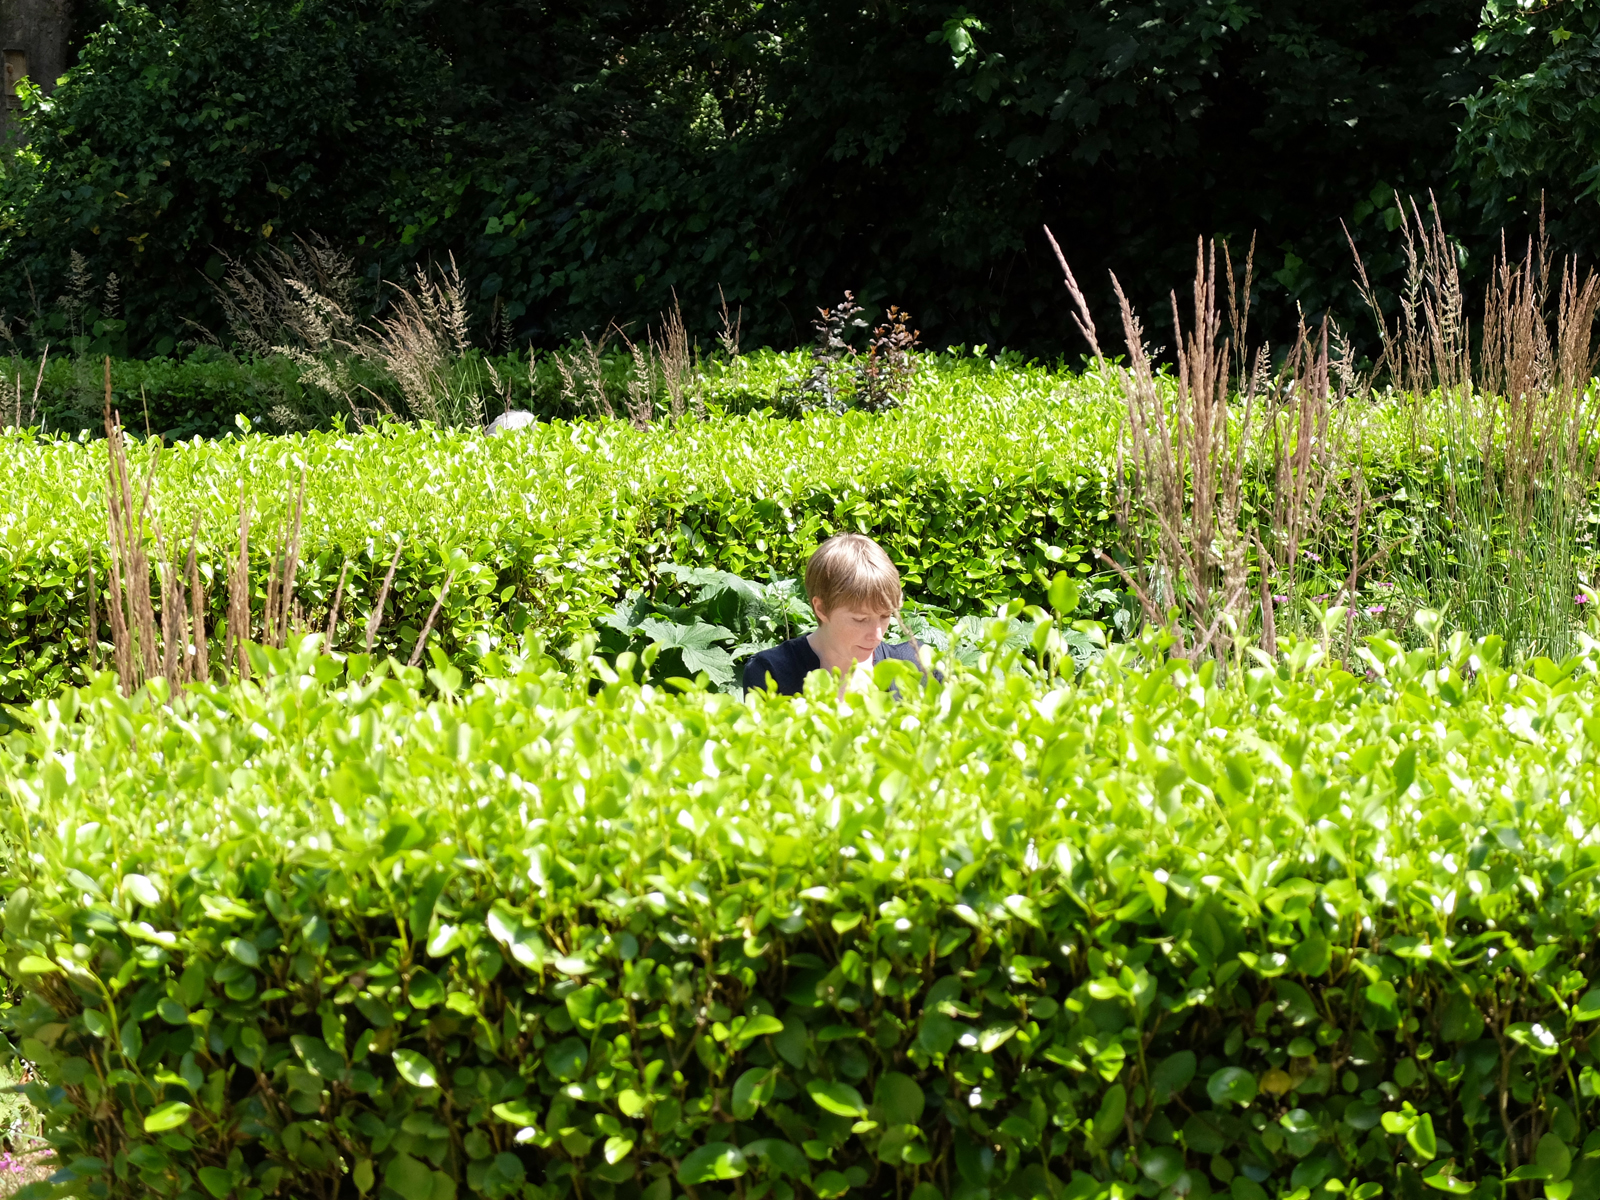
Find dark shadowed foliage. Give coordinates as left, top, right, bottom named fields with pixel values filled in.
left=0, top=0, right=1514, bottom=356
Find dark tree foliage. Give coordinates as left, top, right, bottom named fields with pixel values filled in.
left=1457, top=0, right=1600, bottom=260
left=0, top=0, right=447, bottom=354
left=405, top=0, right=1487, bottom=353
left=0, top=0, right=1502, bottom=355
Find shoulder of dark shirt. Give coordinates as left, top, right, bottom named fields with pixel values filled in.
left=877, top=640, right=920, bottom=663
left=742, top=646, right=779, bottom=691
left=743, top=635, right=817, bottom=693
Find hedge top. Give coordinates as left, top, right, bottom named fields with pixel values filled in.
left=2, top=348, right=1431, bottom=558
left=6, top=624, right=1600, bottom=979
left=0, top=353, right=1116, bottom=546
left=5, top=625, right=1600, bottom=1200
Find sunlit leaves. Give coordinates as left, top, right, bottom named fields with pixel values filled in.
left=5, top=618, right=1600, bottom=1200
left=392, top=1049, right=439, bottom=1089
left=806, top=1079, right=867, bottom=1118
left=142, top=1102, right=192, bottom=1132
left=677, top=1143, right=747, bottom=1184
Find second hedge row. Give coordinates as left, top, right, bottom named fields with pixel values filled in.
left=0, top=365, right=1122, bottom=702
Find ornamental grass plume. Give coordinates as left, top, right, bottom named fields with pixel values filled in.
left=362, top=255, right=484, bottom=429
left=100, top=359, right=212, bottom=694
left=1045, top=226, right=1346, bottom=668
left=1348, top=196, right=1600, bottom=661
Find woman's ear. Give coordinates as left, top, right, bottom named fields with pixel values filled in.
left=811, top=596, right=828, bottom=625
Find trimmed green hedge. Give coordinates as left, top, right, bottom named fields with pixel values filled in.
left=9, top=353, right=310, bottom=442
left=3, top=347, right=1041, bottom=441
left=4, top=626, right=1600, bottom=1200
left=0, top=359, right=1123, bottom=703
left=8, top=348, right=707, bottom=440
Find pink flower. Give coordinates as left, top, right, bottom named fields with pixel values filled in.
left=1366, top=605, right=1386, bottom=616
left=1311, top=593, right=1329, bottom=602
left=1273, top=594, right=1288, bottom=604
left=1304, top=552, right=1322, bottom=562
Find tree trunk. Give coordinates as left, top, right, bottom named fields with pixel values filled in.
left=1, top=0, right=74, bottom=140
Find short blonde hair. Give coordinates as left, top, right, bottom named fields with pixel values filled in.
left=805, top=534, right=903, bottom=614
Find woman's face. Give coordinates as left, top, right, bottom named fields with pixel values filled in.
left=815, top=599, right=896, bottom=663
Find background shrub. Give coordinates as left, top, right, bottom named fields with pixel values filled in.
left=0, top=0, right=1553, bottom=356
left=0, top=0, right=446, bottom=358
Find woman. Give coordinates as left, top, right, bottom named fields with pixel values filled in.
left=743, top=533, right=923, bottom=696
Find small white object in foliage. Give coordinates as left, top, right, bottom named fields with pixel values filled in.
left=485, top=410, right=537, bottom=436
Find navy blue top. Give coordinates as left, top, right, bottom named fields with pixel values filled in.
left=743, top=636, right=922, bottom=696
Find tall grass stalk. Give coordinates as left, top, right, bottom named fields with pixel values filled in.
left=4, top=347, right=46, bottom=430
left=1049, top=204, right=1600, bottom=668
left=209, top=240, right=721, bottom=430
left=1352, top=201, right=1600, bottom=660
left=363, top=256, right=485, bottom=428
left=96, top=354, right=347, bottom=694
left=652, top=293, right=697, bottom=424
left=555, top=333, right=613, bottom=421
left=101, top=359, right=212, bottom=692
left=1047, top=228, right=1342, bottom=668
